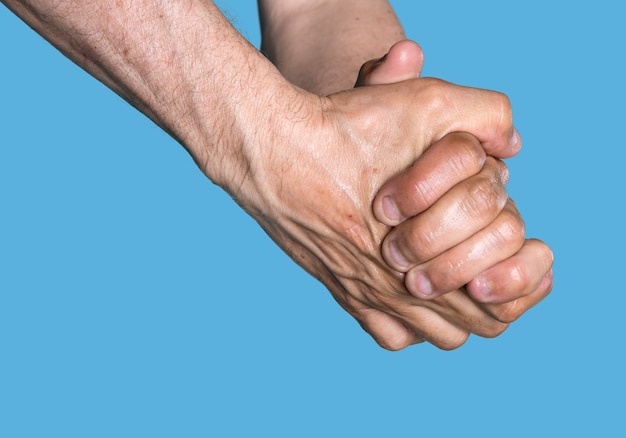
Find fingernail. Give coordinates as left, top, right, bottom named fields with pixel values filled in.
left=408, top=270, right=433, bottom=297
left=472, top=275, right=492, bottom=299
left=510, top=127, right=521, bottom=151
left=541, top=269, right=554, bottom=288
left=382, top=196, right=401, bottom=223
left=387, top=242, right=410, bottom=271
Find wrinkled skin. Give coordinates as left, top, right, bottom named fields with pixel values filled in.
left=238, top=77, right=552, bottom=350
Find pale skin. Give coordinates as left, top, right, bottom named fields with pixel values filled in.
left=2, top=0, right=553, bottom=350
left=359, top=46, right=553, bottom=311
left=258, top=0, right=553, bottom=347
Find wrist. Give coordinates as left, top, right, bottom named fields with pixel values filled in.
left=220, top=75, right=324, bottom=217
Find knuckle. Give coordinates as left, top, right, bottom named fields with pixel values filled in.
left=447, top=134, right=486, bottom=175
left=463, top=313, right=509, bottom=339
left=378, top=333, right=412, bottom=351
left=420, top=78, right=453, bottom=113
left=479, top=321, right=510, bottom=338
left=472, top=178, right=496, bottom=205
left=494, top=91, right=513, bottom=128
left=421, top=77, right=448, bottom=91
left=463, top=176, right=500, bottom=217
left=538, top=240, right=555, bottom=267
left=525, top=238, right=554, bottom=272
left=492, top=286, right=528, bottom=324
left=354, top=305, right=415, bottom=351
left=437, top=331, right=470, bottom=351
left=496, top=210, right=526, bottom=246
left=493, top=299, right=526, bottom=323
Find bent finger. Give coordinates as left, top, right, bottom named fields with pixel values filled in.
left=382, top=156, right=509, bottom=271
left=482, top=268, right=554, bottom=323
left=374, top=132, right=487, bottom=226
left=410, top=78, right=522, bottom=159
left=405, top=199, right=525, bottom=299
left=346, top=295, right=424, bottom=351
left=392, top=303, right=470, bottom=350
left=467, top=238, right=554, bottom=304
left=412, top=288, right=510, bottom=339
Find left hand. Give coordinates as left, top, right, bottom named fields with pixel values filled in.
left=357, top=40, right=553, bottom=319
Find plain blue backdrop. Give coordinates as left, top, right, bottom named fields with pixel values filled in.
left=1, top=1, right=623, bottom=436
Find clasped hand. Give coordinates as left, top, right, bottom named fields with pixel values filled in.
left=230, top=44, right=553, bottom=350
left=1, top=1, right=553, bottom=351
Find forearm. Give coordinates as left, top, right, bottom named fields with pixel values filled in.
left=3, top=0, right=297, bottom=194
left=258, top=0, right=405, bottom=95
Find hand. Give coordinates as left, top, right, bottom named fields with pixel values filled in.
left=234, top=69, right=528, bottom=350
left=358, top=40, right=553, bottom=318
left=7, top=0, right=548, bottom=350
left=374, top=133, right=554, bottom=314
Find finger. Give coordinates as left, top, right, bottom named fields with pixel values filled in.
left=483, top=268, right=554, bottom=323
left=467, top=238, right=554, bottom=304
left=346, top=280, right=475, bottom=350
left=345, top=294, right=424, bottom=351
left=414, top=288, right=510, bottom=339
left=374, top=132, right=487, bottom=226
left=405, top=199, right=525, bottom=299
left=392, top=301, right=471, bottom=350
left=364, top=283, right=503, bottom=348
left=402, top=78, right=522, bottom=158
left=355, top=39, right=424, bottom=87
left=356, top=306, right=425, bottom=351
left=382, top=156, right=509, bottom=271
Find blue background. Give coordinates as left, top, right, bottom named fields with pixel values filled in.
left=1, top=1, right=623, bottom=436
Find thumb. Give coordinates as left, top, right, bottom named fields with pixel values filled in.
left=355, top=39, right=424, bottom=87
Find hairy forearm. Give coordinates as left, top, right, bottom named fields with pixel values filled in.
left=3, top=0, right=299, bottom=193
left=258, top=0, right=405, bottom=95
